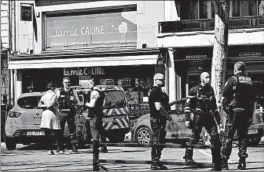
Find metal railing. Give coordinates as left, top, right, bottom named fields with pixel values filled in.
left=159, top=15, right=264, bottom=33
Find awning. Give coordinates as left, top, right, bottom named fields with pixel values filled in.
left=8, top=54, right=158, bottom=69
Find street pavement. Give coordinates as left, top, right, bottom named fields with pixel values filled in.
left=1, top=141, right=264, bottom=172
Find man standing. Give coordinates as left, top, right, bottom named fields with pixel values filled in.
left=85, top=79, right=107, bottom=171
left=57, top=77, right=78, bottom=153
left=221, top=61, right=255, bottom=170
left=148, top=73, right=172, bottom=170
left=184, top=72, right=221, bottom=171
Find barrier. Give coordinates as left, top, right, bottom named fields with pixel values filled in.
left=99, top=159, right=212, bottom=168
left=100, top=142, right=212, bottom=149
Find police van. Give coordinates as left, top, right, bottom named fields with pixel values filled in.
left=74, top=85, right=130, bottom=144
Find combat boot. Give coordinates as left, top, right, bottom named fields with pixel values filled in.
left=100, top=145, right=108, bottom=153
left=183, top=149, right=196, bottom=165
left=221, top=158, right=229, bottom=170
left=237, top=158, right=246, bottom=170
left=157, top=162, right=168, bottom=170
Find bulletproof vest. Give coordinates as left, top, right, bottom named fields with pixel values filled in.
left=58, top=88, right=76, bottom=114
left=196, top=85, right=215, bottom=112
left=88, top=87, right=104, bottom=118
left=231, top=75, right=253, bottom=107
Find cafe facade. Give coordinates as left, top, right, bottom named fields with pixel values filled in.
left=8, top=0, right=172, bottom=115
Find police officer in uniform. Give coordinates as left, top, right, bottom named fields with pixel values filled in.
left=85, top=79, right=107, bottom=171
left=221, top=61, right=255, bottom=170
left=184, top=72, right=221, bottom=171
left=57, top=77, right=78, bottom=153
left=148, top=73, right=172, bottom=170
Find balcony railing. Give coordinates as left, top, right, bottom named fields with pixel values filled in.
left=159, top=15, right=264, bottom=33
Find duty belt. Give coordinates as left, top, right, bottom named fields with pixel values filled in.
left=61, top=108, right=70, bottom=112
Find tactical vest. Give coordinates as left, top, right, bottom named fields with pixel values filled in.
left=231, top=75, right=253, bottom=108
left=88, top=87, right=105, bottom=118
left=57, top=88, right=76, bottom=115
left=195, top=86, right=215, bottom=112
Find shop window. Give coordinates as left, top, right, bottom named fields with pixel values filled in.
left=199, top=0, right=208, bottom=19
left=180, top=0, right=199, bottom=19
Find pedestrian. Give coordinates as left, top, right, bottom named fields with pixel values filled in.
left=148, top=73, right=172, bottom=170
left=85, top=78, right=107, bottom=171
left=39, top=81, right=62, bottom=155
left=56, top=77, right=78, bottom=153
left=183, top=72, right=221, bottom=171
left=221, top=61, right=255, bottom=170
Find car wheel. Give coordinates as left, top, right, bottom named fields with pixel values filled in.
left=108, top=133, right=126, bottom=143
left=5, top=137, right=16, bottom=150
left=136, top=126, right=152, bottom=145
left=248, top=137, right=261, bottom=146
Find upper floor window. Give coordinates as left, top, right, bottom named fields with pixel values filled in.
left=232, top=0, right=259, bottom=17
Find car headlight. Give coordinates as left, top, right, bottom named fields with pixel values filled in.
left=8, top=112, right=22, bottom=118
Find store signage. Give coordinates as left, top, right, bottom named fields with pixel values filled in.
left=238, top=52, right=263, bottom=57
left=186, top=54, right=208, bottom=59
left=46, top=11, right=137, bottom=48
left=64, top=67, right=104, bottom=76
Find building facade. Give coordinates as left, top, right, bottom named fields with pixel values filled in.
left=1, top=0, right=11, bottom=105
left=158, top=0, right=264, bottom=102
left=8, top=0, right=178, bottom=115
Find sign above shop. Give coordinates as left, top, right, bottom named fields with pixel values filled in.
left=238, top=52, right=263, bottom=57
left=64, top=67, right=105, bottom=76
left=186, top=54, right=208, bottom=59
left=46, top=11, right=137, bottom=49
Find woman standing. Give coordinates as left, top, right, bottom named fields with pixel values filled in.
left=39, top=82, right=62, bottom=155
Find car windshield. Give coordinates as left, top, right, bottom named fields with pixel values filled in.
left=17, top=96, right=41, bottom=109
left=103, top=90, right=126, bottom=108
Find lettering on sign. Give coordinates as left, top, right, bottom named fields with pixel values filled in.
left=64, top=67, right=105, bottom=76
left=186, top=55, right=208, bottom=59
left=238, top=52, right=262, bottom=57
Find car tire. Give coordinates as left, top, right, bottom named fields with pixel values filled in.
left=248, top=136, right=261, bottom=146
left=136, top=126, right=152, bottom=145
left=108, top=133, right=126, bottom=143
left=5, top=137, right=16, bottom=150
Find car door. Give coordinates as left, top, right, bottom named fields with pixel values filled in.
left=165, top=99, right=192, bottom=140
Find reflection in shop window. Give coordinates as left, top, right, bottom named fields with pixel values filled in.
left=232, top=0, right=259, bottom=17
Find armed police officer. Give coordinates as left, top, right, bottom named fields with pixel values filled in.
left=148, top=73, right=172, bottom=170
left=184, top=72, right=221, bottom=171
left=221, top=61, right=255, bottom=170
left=56, top=77, right=78, bottom=153
left=85, top=78, right=107, bottom=171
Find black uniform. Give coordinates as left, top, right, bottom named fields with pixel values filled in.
left=87, top=87, right=105, bottom=171
left=57, top=88, right=78, bottom=151
left=148, top=86, right=170, bottom=169
left=221, top=72, right=254, bottom=169
left=184, top=84, right=221, bottom=170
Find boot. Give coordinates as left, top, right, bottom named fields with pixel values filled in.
left=237, top=158, right=246, bottom=170
left=72, top=142, right=78, bottom=152
left=183, top=149, right=196, bottom=165
left=157, top=162, right=168, bottom=170
left=151, top=159, right=160, bottom=170
left=221, top=158, right=228, bottom=170
left=100, top=145, right=108, bottom=153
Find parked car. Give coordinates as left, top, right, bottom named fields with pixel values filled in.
left=131, top=98, right=264, bottom=146
left=73, top=85, right=131, bottom=145
left=4, top=92, right=45, bottom=150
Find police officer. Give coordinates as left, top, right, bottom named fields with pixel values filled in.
left=56, top=77, right=78, bottom=153
left=221, top=61, right=255, bottom=170
left=85, top=78, right=107, bottom=171
left=148, top=73, right=172, bottom=170
left=184, top=72, right=221, bottom=171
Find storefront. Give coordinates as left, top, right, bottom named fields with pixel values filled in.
left=172, top=45, right=264, bottom=98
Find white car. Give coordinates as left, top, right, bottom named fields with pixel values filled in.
left=4, top=92, right=45, bottom=150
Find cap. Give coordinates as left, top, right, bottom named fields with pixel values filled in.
left=153, top=73, right=165, bottom=80
left=234, top=61, right=246, bottom=72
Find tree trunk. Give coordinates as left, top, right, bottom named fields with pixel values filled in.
left=211, top=0, right=230, bottom=107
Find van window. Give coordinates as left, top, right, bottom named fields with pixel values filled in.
left=17, top=96, right=41, bottom=109
left=104, top=90, right=126, bottom=108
